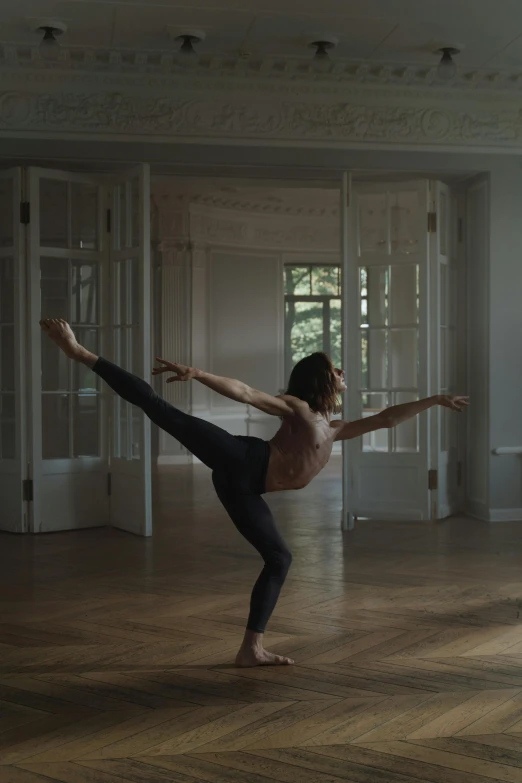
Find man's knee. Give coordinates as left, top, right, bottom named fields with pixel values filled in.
left=268, top=547, right=292, bottom=581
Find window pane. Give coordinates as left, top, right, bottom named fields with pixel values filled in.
left=367, top=266, right=388, bottom=326
left=0, top=393, right=15, bottom=458
left=130, top=258, right=140, bottom=325
left=393, top=392, right=418, bottom=452
left=73, top=394, right=100, bottom=457
left=71, top=263, right=99, bottom=325
left=360, top=331, right=368, bottom=389
left=42, top=394, right=70, bottom=459
left=390, top=264, right=418, bottom=325
left=0, top=326, right=14, bottom=391
left=286, top=300, right=324, bottom=366
left=284, top=266, right=311, bottom=295
left=0, top=177, right=13, bottom=248
left=440, top=190, right=448, bottom=256
left=358, top=193, right=387, bottom=254
left=131, top=178, right=140, bottom=248
left=440, top=262, right=448, bottom=327
left=40, top=179, right=68, bottom=248
left=119, top=183, right=127, bottom=250
left=71, top=183, right=98, bottom=250
left=42, top=328, right=69, bottom=391
left=311, top=266, right=340, bottom=295
left=120, top=400, right=130, bottom=458
left=368, top=329, right=388, bottom=388
left=72, top=329, right=99, bottom=391
left=390, top=190, right=421, bottom=254
left=41, top=257, right=69, bottom=321
left=362, top=392, right=388, bottom=452
left=132, top=411, right=141, bottom=460
left=329, top=299, right=342, bottom=370
left=390, top=329, right=417, bottom=388
left=0, top=257, right=14, bottom=323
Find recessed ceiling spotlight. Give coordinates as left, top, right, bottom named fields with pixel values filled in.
left=435, top=46, right=460, bottom=80
left=308, top=37, right=338, bottom=72
left=33, top=20, right=67, bottom=61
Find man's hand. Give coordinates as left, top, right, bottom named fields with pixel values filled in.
left=437, top=395, right=469, bottom=412
left=152, top=358, right=200, bottom=383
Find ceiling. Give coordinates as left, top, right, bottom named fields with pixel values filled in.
left=3, top=0, right=522, bottom=70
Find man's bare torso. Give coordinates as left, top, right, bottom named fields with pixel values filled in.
left=265, top=398, right=340, bottom=492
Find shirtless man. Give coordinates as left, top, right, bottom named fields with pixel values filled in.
left=40, top=318, right=468, bottom=667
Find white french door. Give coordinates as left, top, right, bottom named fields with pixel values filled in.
left=28, top=168, right=109, bottom=532
left=0, top=168, right=26, bottom=533
left=107, top=165, right=152, bottom=537
left=344, top=180, right=432, bottom=521
left=430, top=181, right=460, bottom=519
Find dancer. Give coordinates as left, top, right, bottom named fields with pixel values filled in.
left=40, top=319, right=468, bottom=667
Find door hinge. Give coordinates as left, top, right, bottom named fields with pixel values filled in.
left=427, top=211, right=437, bottom=233
left=23, top=479, right=33, bottom=503
left=20, top=201, right=30, bottom=225
left=457, top=217, right=464, bottom=243
left=107, top=472, right=112, bottom=496
left=428, top=469, right=438, bottom=491
left=457, top=461, right=463, bottom=486
left=106, top=208, right=112, bottom=233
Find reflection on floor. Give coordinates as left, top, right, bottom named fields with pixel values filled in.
left=1, top=455, right=522, bottom=782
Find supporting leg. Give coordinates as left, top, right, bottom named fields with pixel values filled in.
left=212, top=472, right=294, bottom=667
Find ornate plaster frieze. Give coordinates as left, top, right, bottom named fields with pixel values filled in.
left=189, top=206, right=338, bottom=252
left=3, top=64, right=521, bottom=151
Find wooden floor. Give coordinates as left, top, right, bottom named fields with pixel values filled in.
left=2, top=457, right=522, bottom=782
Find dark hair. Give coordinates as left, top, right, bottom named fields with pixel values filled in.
left=285, top=352, right=340, bottom=416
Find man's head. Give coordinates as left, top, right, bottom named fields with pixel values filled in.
left=286, top=352, right=345, bottom=415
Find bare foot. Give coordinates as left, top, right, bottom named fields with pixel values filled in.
left=40, top=319, right=97, bottom=367
left=235, top=647, right=294, bottom=667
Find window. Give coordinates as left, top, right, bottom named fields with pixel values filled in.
left=359, top=263, right=420, bottom=453
left=284, top=265, right=341, bottom=383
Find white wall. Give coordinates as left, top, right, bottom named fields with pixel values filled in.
left=466, top=179, right=490, bottom=520
left=487, top=165, right=522, bottom=518
left=207, top=250, right=282, bottom=440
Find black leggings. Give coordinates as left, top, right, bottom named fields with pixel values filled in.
left=93, top=357, right=292, bottom=633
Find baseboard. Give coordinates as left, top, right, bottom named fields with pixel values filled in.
left=466, top=498, right=522, bottom=522
left=488, top=508, right=522, bottom=522
left=466, top=498, right=490, bottom=521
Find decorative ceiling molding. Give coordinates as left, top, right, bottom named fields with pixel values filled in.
left=152, top=183, right=339, bottom=217
left=152, top=184, right=337, bottom=251
left=2, top=45, right=522, bottom=93
left=189, top=207, right=338, bottom=252
left=1, top=67, right=522, bottom=151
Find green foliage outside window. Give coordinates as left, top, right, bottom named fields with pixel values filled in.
left=284, top=265, right=342, bottom=374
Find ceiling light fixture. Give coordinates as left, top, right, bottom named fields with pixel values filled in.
left=175, top=30, right=205, bottom=62
left=436, top=46, right=460, bottom=80
left=308, top=38, right=338, bottom=72
left=35, top=21, right=67, bottom=61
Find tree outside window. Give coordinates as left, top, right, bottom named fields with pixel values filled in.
left=284, top=265, right=342, bottom=383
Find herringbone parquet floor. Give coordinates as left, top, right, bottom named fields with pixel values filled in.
left=2, top=457, right=522, bottom=782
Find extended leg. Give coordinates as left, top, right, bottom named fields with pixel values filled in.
left=40, top=319, right=247, bottom=472
left=212, top=472, right=294, bottom=667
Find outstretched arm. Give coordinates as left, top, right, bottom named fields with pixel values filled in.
left=152, top=358, right=295, bottom=416
left=333, top=394, right=469, bottom=441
